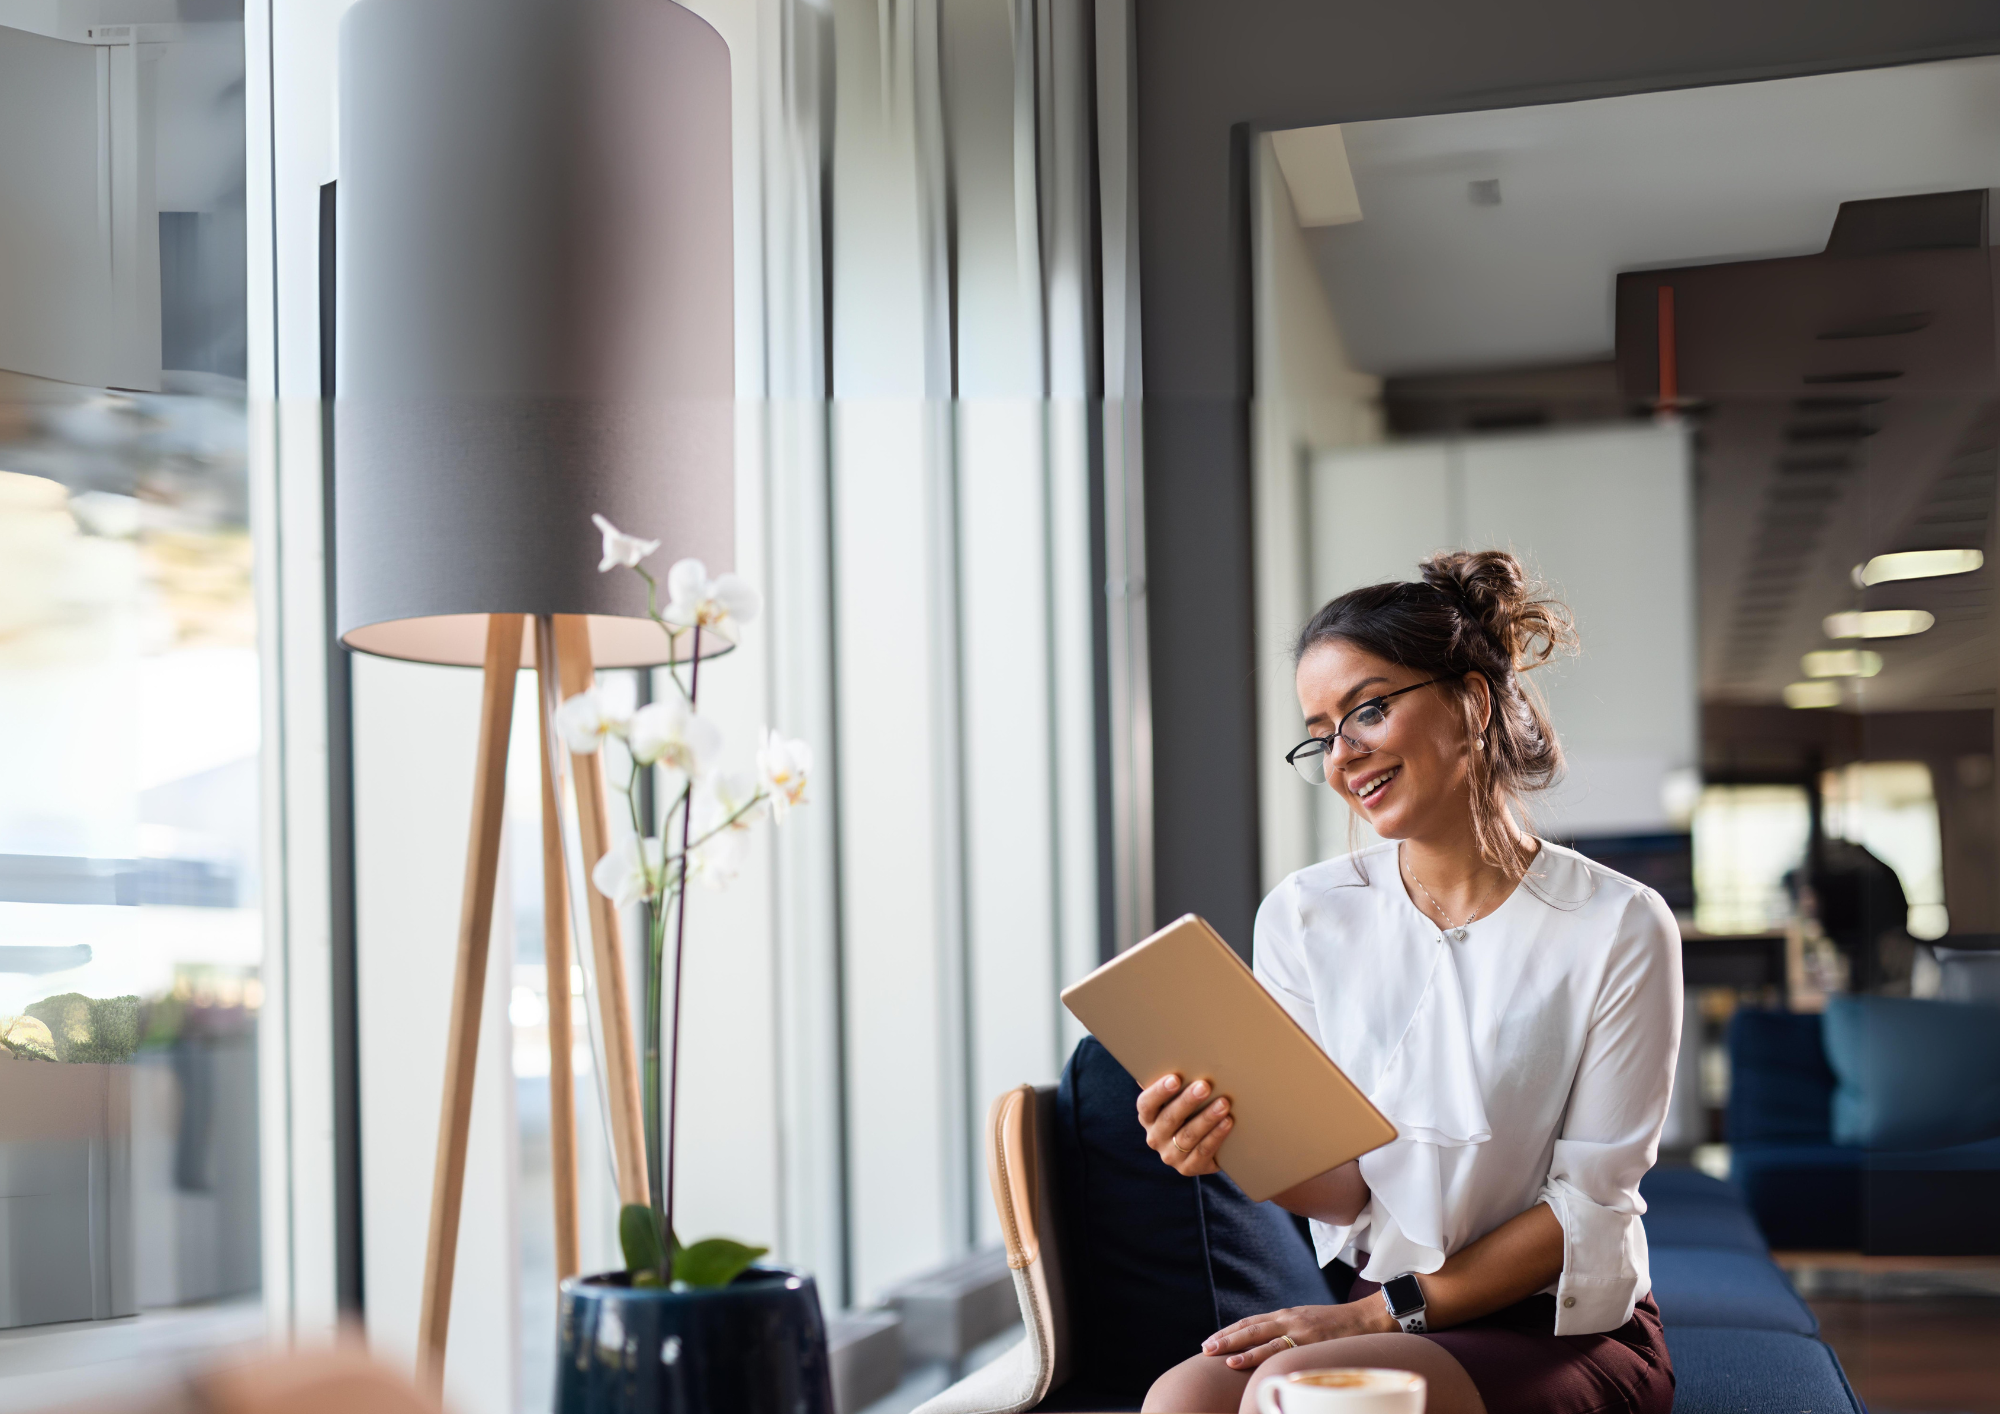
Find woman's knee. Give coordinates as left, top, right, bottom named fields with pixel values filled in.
left=1143, top=1351, right=1249, bottom=1413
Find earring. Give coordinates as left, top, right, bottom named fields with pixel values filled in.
left=1475, top=736, right=1486, bottom=750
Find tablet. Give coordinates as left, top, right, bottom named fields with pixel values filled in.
left=1060, top=913, right=1396, bottom=1202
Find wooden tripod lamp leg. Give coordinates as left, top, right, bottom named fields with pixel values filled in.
left=552, top=614, right=652, bottom=1210
left=417, top=613, right=524, bottom=1393
left=534, top=618, right=582, bottom=1282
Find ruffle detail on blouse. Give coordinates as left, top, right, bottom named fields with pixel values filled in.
left=1367, top=936, right=1492, bottom=1148
left=1347, top=936, right=1493, bottom=1277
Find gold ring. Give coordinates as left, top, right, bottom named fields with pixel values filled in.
left=1280, top=1335, right=1298, bottom=1351
left=1172, top=1134, right=1194, bottom=1154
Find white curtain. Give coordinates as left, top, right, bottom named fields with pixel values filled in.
left=741, top=0, right=1148, bottom=1308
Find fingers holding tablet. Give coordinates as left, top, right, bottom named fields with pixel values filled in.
left=1137, top=1073, right=1233, bottom=1176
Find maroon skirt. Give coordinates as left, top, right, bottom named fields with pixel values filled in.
left=1348, top=1279, right=1674, bottom=1414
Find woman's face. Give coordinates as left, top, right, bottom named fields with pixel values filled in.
left=1294, top=639, right=1488, bottom=843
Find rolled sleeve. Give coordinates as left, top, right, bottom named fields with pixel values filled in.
left=1541, top=1176, right=1649, bottom=1333
left=1541, top=888, right=1682, bottom=1336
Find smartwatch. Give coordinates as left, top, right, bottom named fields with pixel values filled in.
left=1380, top=1273, right=1428, bottom=1333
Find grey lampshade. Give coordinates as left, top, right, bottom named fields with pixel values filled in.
left=335, top=0, right=733, bottom=668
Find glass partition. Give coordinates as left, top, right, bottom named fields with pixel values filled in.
left=1257, top=56, right=2000, bottom=1411
left=0, top=6, right=256, bottom=1382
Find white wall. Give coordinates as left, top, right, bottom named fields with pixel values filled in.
left=1252, top=133, right=1383, bottom=890
left=351, top=657, right=519, bottom=1414
left=1307, top=423, right=1698, bottom=850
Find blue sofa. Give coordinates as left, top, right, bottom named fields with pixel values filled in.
left=1046, top=1039, right=1864, bottom=1412
left=1639, top=1166, right=1862, bottom=1413
left=1727, top=1008, right=2000, bottom=1253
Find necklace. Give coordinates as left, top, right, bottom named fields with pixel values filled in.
left=1401, top=848, right=1499, bottom=941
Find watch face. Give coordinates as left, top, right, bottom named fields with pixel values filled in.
left=1384, top=1274, right=1425, bottom=1315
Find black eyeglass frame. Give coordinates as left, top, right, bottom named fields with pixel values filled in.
left=1283, top=674, right=1463, bottom=781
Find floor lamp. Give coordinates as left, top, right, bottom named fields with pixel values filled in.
left=332, top=0, right=734, bottom=1390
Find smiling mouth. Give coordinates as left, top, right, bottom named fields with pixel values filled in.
left=1351, top=765, right=1400, bottom=805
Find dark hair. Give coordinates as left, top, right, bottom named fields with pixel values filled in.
left=1294, top=549, right=1577, bottom=875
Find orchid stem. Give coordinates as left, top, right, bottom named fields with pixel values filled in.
left=660, top=625, right=701, bottom=1278
left=635, top=753, right=664, bottom=1237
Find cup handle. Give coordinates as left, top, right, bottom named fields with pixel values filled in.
left=1256, top=1378, right=1285, bottom=1414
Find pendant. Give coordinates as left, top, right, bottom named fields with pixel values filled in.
left=1448, top=927, right=1468, bottom=943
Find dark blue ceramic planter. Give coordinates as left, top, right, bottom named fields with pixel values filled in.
left=556, top=1265, right=835, bottom=1414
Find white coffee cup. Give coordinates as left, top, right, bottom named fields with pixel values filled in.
left=1254, top=1366, right=1427, bottom=1413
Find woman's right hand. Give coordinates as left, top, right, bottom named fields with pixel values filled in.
left=1136, top=1073, right=1233, bottom=1176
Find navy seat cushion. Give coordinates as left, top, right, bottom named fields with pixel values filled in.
left=1727, top=1009, right=1836, bottom=1144
left=1638, top=1166, right=1748, bottom=1211
left=1661, top=1327, right=1862, bottom=1414
left=1053, top=1037, right=1332, bottom=1400
left=1647, top=1246, right=1816, bottom=1335
left=1734, top=1136, right=2000, bottom=1254
left=1638, top=1185, right=1768, bottom=1256
left=1729, top=1142, right=1861, bottom=1251
left=1823, top=994, right=2000, bottom=1149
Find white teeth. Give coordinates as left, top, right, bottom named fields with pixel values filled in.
left=1355, top=767, right=1398, bottom=801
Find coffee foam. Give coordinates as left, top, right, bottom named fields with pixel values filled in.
left=1288, top=1369, right=1424, bottom=1391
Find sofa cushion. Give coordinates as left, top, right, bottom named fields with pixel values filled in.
left=1726, top=1009, right=1836, bottom=1144
left=1732, top=1136, right=2000, bottom=1254
left=1638, top=1166, right=1748, bottom=1212
left=1729, top=1143, right=1862, bottom=1252
left=1638, top=1184, right=1768, bottom=1255
left=1647, top=1246, right=1817, bottom=1335
left=1053, top=1037, right=1332, bottom=1401
left=1823, top=995, right=2000, bottom=1150
left=1661, top=1327, right=1862, bottom=1414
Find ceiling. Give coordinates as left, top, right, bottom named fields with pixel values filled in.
left=1281, top=56, right=2000, bottom=715
left=1303, top=56, right=2000, bottom=378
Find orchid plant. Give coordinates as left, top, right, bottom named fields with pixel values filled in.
left=558, top=515, right=811, bottom=1288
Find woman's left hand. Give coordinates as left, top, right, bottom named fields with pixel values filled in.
left=1200, top=1299, right=1396, bottom=1369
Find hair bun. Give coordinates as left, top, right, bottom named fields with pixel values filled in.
left=1419, top=549, right=1576, bottom=672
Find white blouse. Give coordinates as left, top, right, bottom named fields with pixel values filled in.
left=1253, top=840, right=1681, bottom=1337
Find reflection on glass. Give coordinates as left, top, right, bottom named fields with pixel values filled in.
left=1254, top=58, right=2000, bottom=1409
left=1, top=374, right=258, bottom=1322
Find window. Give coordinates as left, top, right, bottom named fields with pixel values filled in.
left=1691, top=784, right=1811, bottom=935
left=0, top=380, right=259, bottom=1324
left=1821, top=761, right=1948, bottom=941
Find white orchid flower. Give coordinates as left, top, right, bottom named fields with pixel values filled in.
left=591, top=835, right=672, bottom=909
left=556, top=684, right=633, bottom=755
left=687, top=771, right=765, bottom=887
left=593, top=513, right=660, bottom=572
left=756, top=729, right=812, bottom=822
left=627, top=698, right=721, bottom=777
left=662, top=558, right=762, bottom=640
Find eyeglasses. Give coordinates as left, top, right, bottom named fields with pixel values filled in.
left=1284, top=677, right=1459, bottom=786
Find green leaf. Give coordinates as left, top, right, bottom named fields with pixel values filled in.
left=619, top=1203, right=668, bottom=1280
left=671, top=1236, right=769, bottom=1289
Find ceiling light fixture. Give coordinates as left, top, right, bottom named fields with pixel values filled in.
left=1802, top=649, right=1883, bottom=678
left=1823, top=609, right=1935, bottom=639
left=1784, top=681, right=1842, bottom=709
left=1852, top=548, right=1983, bottom=586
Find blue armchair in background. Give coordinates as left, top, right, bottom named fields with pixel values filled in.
left=1726, top=998, right=2000, bottom=1254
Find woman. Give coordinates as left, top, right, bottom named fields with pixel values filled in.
left=1140, top=551, right=1679, bottom=1414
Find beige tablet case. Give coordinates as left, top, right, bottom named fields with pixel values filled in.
left=1060, top=913, right=1397, bottom=1202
